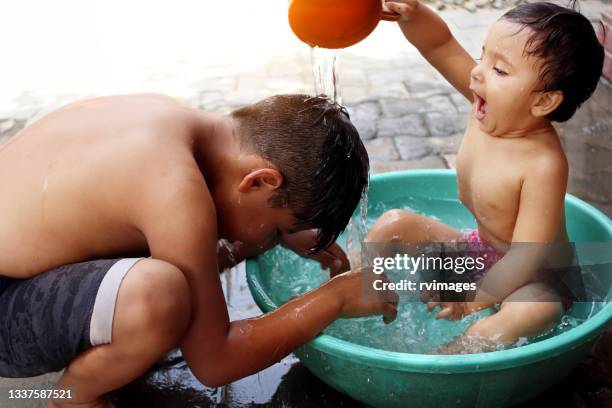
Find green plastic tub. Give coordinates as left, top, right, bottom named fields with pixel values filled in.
left=246, top=170, right=612, bottom=407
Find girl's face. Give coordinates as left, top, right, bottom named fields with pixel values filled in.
left=469, top=20, right=549, bottom=137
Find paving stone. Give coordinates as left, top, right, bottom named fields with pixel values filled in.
left=0, top=118, right=27, bottom=139
left=394, top=136, right=434, bottom=160
left=341, top=86, right=373, bottom=104
left=450, top=92, right=473, bottom=113
left=207, top=104, right=243, bottom=115
left=567, top=173, right=612, bottom=205
left=429, top=133, right=464, bottom=155
left=426, top=94, right=457, bottom=113
left=365, top=138, right=400, bottom=161
left=217, top=91, right=274, bottom=107
left=379, top=95, right=455, bottom=117
left=377, top=115, right=428, bottom=138
left=347, top=101, right=380, bottom=140
left=380, top=98, right=426, bottom=117
left=368, top=69, right=418, bottom=86
left=590, top=202, right=612, bottom=217
left=260, top=76, right=308, bottom=93
left=339, top=69, right=369, bottom=87
left=371, top=155, right=447, bottom=173
left=198, top=91, right=227, bottom=110
left=191, top=77, right=238, bottom=93
left=424, top=111, right=468, bottom=137
left=0, top=119, right=15, bottom=134
left=370, top=82, right=410, bottom=99
left=0, top=106, right=40, bottom=121
left=0, top=372, right=61, bottom=408
left=443, top=153, right=458, bottom=169
left=404, top=80, right=456, bottom=98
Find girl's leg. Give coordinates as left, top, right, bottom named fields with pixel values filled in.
left=366, top=209, right=462, bottom=243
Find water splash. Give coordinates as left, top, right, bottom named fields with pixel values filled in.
left=310, top=47, right=341, bottom=104
left=218, top=239, right=238, bottom=305
left=346, top=186, right=369, bottom=270
left=259, top=196, right=602, bottom=354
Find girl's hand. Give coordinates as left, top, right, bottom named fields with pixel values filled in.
left=426, top=301, right=496, bottom=320
left=384, top=0, right=421, bottom=22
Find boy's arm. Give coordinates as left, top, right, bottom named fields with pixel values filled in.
left=281, top=229, right=350, bottom=275
left=386, top=0, right=476, bottom=101
left=138, top=174, right=397, bottom=387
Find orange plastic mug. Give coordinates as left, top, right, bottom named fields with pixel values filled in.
left=288, top=0, right=400, bottom=49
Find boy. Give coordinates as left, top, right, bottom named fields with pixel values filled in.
left=367, top=1, right=604, bottom=350
left=0, top=93, right=398, bottom=407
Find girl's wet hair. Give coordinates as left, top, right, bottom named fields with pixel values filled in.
left=502, top=1, right=604, bottom=122
left=231, top=94, right=369, bottom=253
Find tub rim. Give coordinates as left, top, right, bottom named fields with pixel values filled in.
left=246, top=169, right=612, bottom=374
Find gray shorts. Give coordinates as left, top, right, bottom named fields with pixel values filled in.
left=0, top=258, right=142, bottom=378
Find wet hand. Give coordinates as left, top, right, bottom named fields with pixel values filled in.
left=426, top=301, right=495, bottom=320
left=384, top=0, right=420, bottom=22
left=426, top=301, right=465, bottom=320
left=332, top=268, right=399, bottom=324
left=281, top=229, right=350, bottom=276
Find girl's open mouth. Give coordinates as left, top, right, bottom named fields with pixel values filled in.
left=474, top=94, right=487, bottom=121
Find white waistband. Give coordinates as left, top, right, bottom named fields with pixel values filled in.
left=89, top=258, right=143, bottom=346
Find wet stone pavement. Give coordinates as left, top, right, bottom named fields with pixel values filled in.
left=1, top=1, right=611, bottom=407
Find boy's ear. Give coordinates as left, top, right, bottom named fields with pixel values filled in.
left=531, top=90, right=563, bottom=118
left=238, top=169, right=283, bottom=193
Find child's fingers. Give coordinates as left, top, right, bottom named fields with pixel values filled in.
left=313, top=243, right=350, bottom=275
left=327, top=244, right=351, bottom=272
left=427, top=301, right=441, bottom=312
left=435, top=306, right=454, bottom=319
left=324, top=258, right=349, bottom=276
left=313, top=250, right=339, bottom=270
left=385, top=0, right=418, bottom=6
left=420, top=288, right=438, bottom=303
left=385, top=1, right=418, bottom=16
left=382, top=302, right=398, bottom=324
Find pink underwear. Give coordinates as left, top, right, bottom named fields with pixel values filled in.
left=460, top=229, right=572, bottom=311
left=461, top=229, right=503, bottom=282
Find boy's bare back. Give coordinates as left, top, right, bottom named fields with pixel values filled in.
left=0, top=93, right=206, bottom=278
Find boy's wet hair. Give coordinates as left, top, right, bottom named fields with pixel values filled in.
left=231, top=94, right=369, bottom=253
left=502, top=1, right=604, bottom=122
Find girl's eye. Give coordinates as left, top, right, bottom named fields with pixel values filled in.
left=493, top=67, right=507, bottom=76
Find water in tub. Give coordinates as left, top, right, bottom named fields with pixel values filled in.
left=260, top=196, right=604, bottom=354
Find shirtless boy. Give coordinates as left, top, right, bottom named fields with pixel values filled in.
left=0, top=93, right=398, bottom=406
left=367, top=1, right=604, bottom=349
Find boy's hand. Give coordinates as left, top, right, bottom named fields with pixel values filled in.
left=331, top=268, right=399, bottom=324
left=384, top=0, right=420, bottom=22
left=281, top=229, right=350, bottom=276
left=426, top=300, right=495, bottom=320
